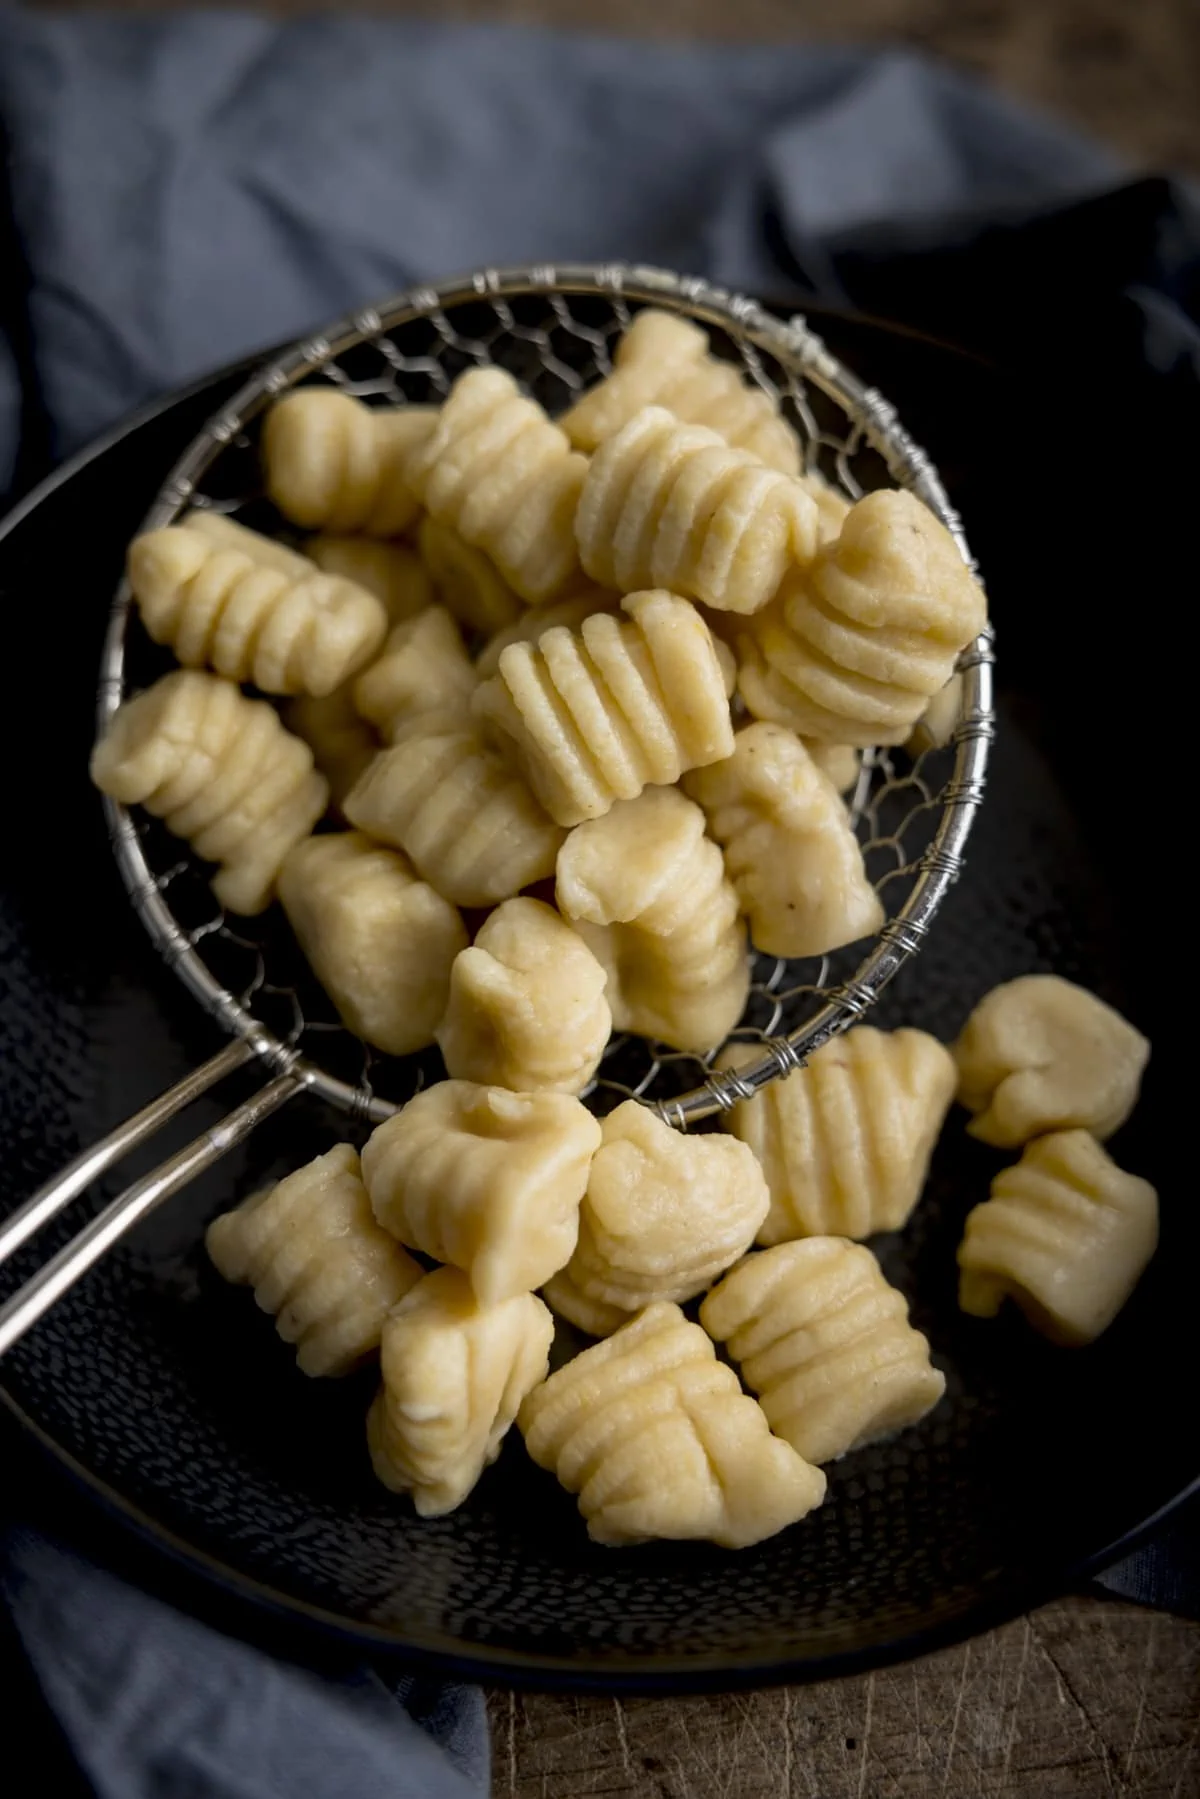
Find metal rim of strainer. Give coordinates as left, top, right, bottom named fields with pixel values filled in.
left=96, top=261, right=995, bottom=1129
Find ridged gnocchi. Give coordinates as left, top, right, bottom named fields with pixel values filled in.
left=279, top=832, right=466, bottom=1056
left=542, top=1100, right=769, bottom=1336
left=519, top=1302, right=826, bottom=1547
left=362, top=1080, right=602, bottom=1306
left=684, top=722, right=882, bottom=959
left=436, top=897, right=611, bottom=1094
left=720, top=1026, right=957, bottom=1242
left=475, top=590, right=734, bottom=826
left=474, top=584, right=619, bottom=681
left=128, top=521, right=388, bottom=697
left=737, top=490, right=987, bottom=743
left=307, top=534, right=434, bottom=625
left=958, top=1131, right=1158, bottom=1345
left=417, top=515, right=523, bottom=634
left=368, top=1268, right=554, bottom=1515
left=561, top=308, right=801, bottom=474
left=282, top=685, right=378, bottom=811
left=263, top=389, right=435, bottom=535
left=206, top=1144, right=422, bottom=1375
left=556, top=786, right=749, bottom=1053
left=953, top=975, right=1150, bottom=1149
left=402, top=368, right=587, bottom=603
left=576, top=407, right=821, bottom=615
left=90, top=669, right=327, bottom=914
left=344, top=710, right=563, bottom=907
left=353, top=608, right=476, bottom=742
left=701, top=1239, right=945, bottom=1464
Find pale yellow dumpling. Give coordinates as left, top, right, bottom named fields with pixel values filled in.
left=802, top=471, right=852, bottom=545
left=352, top=608, right=476, bottom=742
left=803, top=739, right=861, bottom=794
left=368, top=1268, right=554, bottom=1516
left=556, top=786, right=749, bottom=1054
left=475, top=590, right=733, bottom=827
left=721, top=1025, right=957, bottom=1242
left=279, top=832, right=466, bottom=1056
left=576, top=407, right=820, bottom=616
left=907, top=671, right=964, bottom=754
left=701, top=1239, right=945, bottom=1464
left=344, top=710, right=563, bottom=908
left=737, top=489, right=987, bottom=743
left=958, top=1131, right=1158, bottom=1345
left=402, top=368, right=587, bottom=604
left=519, top=1302, right=826, bottom=1547
left=362, top=1080, right=601, bottom=1306
left=684, top=722, right=882, bottom=959
left=542, top=1101, right=769, bottom=1336
left=206, top=1145, right=422, bottom=1375
left=436, top=897, right=611, bottom=1094
left=263, top=389, right=436, bottom=536
left=561, top=308, right=801, bottom=474
left=90, top=670, right=327, bottom=915
left=474, top=584, right=619, bottom=681
left=417, top=515, right=523, bottom=634
left=128, top=521, right=388, bottom=697
left=307, top=534, right=434, bottom=625
left=953, top=975, right=1150, bottom=1149
left=182, top=508, right=313, bottom=576
left=282, top=685, right=378, bottom=812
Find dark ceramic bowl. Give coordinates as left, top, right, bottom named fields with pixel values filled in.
left=0, top=309, right=1193, bottom=1690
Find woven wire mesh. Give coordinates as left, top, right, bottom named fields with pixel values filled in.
left=99, top=265, right=994, bottom=1128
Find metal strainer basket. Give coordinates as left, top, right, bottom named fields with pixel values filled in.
left=0, top=263, right=993, bottom=1355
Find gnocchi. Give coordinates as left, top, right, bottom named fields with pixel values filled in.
left=263, top=389, right=435, bottom=535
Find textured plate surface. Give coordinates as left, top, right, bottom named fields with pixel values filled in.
left=0, top=318, right=1192, bottom=1687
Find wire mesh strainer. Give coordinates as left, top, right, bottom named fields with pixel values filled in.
left=0, top=263, right=993, bottom=1356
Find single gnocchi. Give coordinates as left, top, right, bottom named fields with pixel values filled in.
left=402, top=368, right=587, bottom=603
left=278, top=832, right=466, bottom=1056
left=436, top=897, right=611, bottom=1094
left=684, top=722, right=883, bottom=959
left=561, top=308, right=801, bottom=473
left=576, top=406, right=820, bottom=615
left=263, top=389, right=436, bottom=535
left=474, top=584, right=619, bottom=681
left=206, top=1145, right=421, bottom=1375
left=368, top=1268, right=554, bottom=1515
left=128, top=521, right=388, bottom=697
left=953, top=975, right=1150, bottom=1149
left=362, top=1080, right=602, bottom=1306
left=282, top=685, right=378, bottom=812
left=90, top=669, right=327, bottom=914
left=417, top=515, right=524, bottom=634
left=737, top=490, right=987, bottom=743
left=344, top=710, right=563, bottom=907
left=957, top=1131, right=1158, bottom=1345
left=720, top=1026, right=957, bottom=1242
left=475, top=590, right=734, bottom=826
left=353, top=607, right=476, bottom=742
left=307, top=534, right=434, bottom=625
left=701, top=1239, right=945, bottom=1464
left=542, top=1100, right=769, bottom=1336
left=556, top=786, right=749, bottom=1053
left=519, top=1302, right=826, bottom=1547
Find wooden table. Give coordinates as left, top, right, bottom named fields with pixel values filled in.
left=26, top=1, right=1200, bottom=1789
left=488, top=1599, right=1200, bottom=1796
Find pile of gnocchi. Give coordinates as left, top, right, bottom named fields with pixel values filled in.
left=90, top=310, right=1156, bottom=1549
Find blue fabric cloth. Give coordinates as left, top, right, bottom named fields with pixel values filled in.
left=0, top=9, right=1196, bottom=1796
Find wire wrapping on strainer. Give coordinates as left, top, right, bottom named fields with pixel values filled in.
left=98, top=264, right=995, bottom=1130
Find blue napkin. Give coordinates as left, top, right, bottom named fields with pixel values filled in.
left=0, top=11, right=1195, bottom=1795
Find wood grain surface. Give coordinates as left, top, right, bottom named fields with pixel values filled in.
left=29, top=1, right=1200, bottom=1789
left=487, top=1598, right=1200, bottom=1797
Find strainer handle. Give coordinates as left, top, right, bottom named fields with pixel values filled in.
left=0, top=1057, right=305, bottom=1358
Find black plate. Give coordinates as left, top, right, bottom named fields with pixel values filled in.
left=0, top=313, right=1194, bottom=1690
